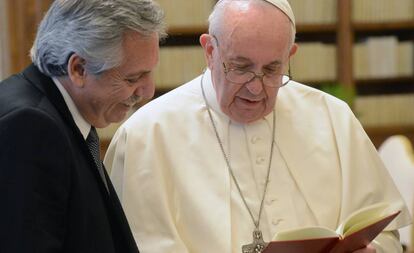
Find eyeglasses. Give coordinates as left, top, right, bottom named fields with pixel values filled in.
left=211, top=35, right=292, bottom=88
left=222, top=62, right=291, bottom=88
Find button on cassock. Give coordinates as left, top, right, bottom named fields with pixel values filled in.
left=251, top=136, right=261, bottom=144
left=256, top=156, right=265, bottom=164
left=272, top=218, right=284, bottom=226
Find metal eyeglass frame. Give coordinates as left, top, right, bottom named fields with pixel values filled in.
left=212, top=35, right=292, bottom=88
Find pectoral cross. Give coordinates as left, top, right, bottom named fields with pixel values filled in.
left=242, top=229, right=268, bottom=253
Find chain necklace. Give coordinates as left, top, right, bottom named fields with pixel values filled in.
left=200, top=71, right=276, bottom=253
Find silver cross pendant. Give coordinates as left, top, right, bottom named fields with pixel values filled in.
left=242, top=229, right=269, bottom=253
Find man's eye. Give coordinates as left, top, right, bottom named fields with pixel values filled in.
left=233, top=69, right=248, bottom=75
left=125, top=74, right=145, bottom=85
left=126, top=78, right=139, bottom=83
left=235, top=66, right=250, bottom=70
left=263, top=68, right=279, bottom=76
left=264, top=70, right=277, bottom=75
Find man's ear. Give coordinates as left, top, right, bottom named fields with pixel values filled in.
left=289, top=43, right=298, bottom=57
left=199, top=34, right=215, bottom=70
left=67, top=54, right=87, bottom=88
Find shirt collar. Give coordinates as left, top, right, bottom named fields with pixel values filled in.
left=52, top=77, right=91, bottom=140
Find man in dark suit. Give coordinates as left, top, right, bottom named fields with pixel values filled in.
left=0, top=0, right=165, bottom=252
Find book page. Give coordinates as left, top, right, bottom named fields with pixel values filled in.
left=336, top=202, right=399, bottom=237
left=272, top=226, right=338, bottom=241
left=264, top=202, right=401, bottom=253
left=331, top=211, right=401, bottom=253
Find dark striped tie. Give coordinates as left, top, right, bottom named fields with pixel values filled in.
left=86, top=127, right=109, bottom=191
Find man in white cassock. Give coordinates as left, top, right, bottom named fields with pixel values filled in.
left=104, top=0, right=412, bottom=252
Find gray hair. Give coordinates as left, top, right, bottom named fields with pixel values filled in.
left=208, top=0, right=296, bottom=45
left=31, top=0, right=166, bottom=77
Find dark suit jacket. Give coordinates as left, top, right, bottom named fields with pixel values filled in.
left=0, top=64, right=139, bottom=253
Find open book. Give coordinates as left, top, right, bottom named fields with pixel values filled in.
left=263, top=202, right=401, bottom=253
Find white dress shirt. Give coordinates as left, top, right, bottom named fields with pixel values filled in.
left=52, top=77, right=91, bottom=139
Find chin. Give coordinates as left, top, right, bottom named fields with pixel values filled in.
left=228, top=104, right=271, bottom=123
left=244, top=117, right=262, bottom=124
left=110, top=116, right=127, bottom=124
left=231, top=110, right=266, bottom=124
left=113, top=109, right=131, bottom=122
left=229, top=114, right=261, bottom=124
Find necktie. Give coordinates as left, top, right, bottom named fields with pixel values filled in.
left=86, top=127, right=109, bottom=191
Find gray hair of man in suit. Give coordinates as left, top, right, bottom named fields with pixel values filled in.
left=30, top=0, right=167, bottom=77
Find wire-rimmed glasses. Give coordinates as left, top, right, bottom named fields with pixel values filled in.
left=222, top=62, right=291, bottom=88
left=212, top=34, right=292, bottom=88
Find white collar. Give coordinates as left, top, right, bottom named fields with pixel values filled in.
left=52, top=77, right=91, bottom=140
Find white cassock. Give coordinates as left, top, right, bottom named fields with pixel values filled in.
left=104, top=69, right=411, bottom=253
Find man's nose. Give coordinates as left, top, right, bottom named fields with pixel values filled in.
left=244, top=75, right=264, bottom=95
left=134, top=79, right=155, bottom=100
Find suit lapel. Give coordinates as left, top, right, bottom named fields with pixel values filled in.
left=21, top=64, right=138, bottom=252
left=21, top=64, right=111, bottom=197
left=104, top=169, right=139, bottom=252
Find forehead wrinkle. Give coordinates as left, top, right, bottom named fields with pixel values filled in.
left=227, top=55, right=251, bottom=62
left=219, top=5, right=274, bottom=53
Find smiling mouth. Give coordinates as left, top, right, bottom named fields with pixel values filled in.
left=122, top=96, right=142, bottom=108
left=121, top=102, right=134, bottom=108
left=121, top=100, right=140, bottom=108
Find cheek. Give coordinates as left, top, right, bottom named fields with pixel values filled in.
left=212, top=69, right=240, bottom=107
left=217, top=84, right=239, bottom=106
left=112, top=84, right=133, bottom=99
left=101, top=90, right=129, bottom=112
left=220, top=89, right=244, bottom=119
left=106, top=97, right=130, bottom=117
left=265, top=88, right=279, bottom=107
left=215, top=80, right=231, bottom=103
left=91, top=78, right=122, bottom=101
